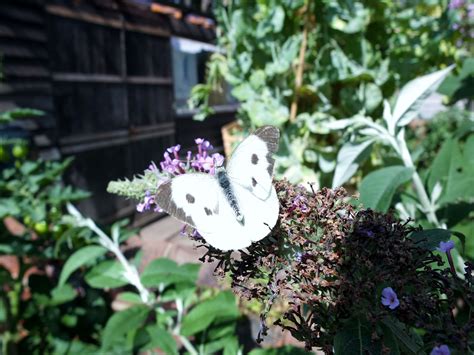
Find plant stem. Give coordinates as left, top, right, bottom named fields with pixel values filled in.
left=290, top=2, right=312, bottom=122
left=177, top=335, right=199, bottom=355
left=66, top=204, right=151, bottom=303
left=395, top=131, right=442, bottom=227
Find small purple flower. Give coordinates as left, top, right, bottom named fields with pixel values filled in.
left=202, top=140, right=213, bottom=150
left=437, top=240, right=455, bottom=253
left=381, top=287, right=400, bottom=310
left=290, top=195, right=309, bottom=213
left=195, top=138, right=204, bottom=145
left=430, top=344, right=450, bottom=355
left=166, top=144, right=181, bottom=154
left=212, top=153, right=224, bottom=167
left=148, top=161, right=159, bottom=173
left=468, top=4, right=474, bottom=18
left=167, top=144, right=181, bottom=159
left=137, top=191, right=155, bottom=212
left=449, top=0, right=464, bottom=10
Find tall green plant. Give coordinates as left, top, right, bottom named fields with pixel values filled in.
left=191, top=0, right=463, bottom=185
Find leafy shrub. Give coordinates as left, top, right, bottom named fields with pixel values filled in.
left=190, top=0, right=466, bottom=185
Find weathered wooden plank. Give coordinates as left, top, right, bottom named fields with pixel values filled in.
left=0, top=4, right=45, bottom=25
left=0, top=43, right=48, bottom=59
left=60, top=126, right=175, bottom=155
left=3, top=64, right=50, bottom=78
left=49, top=17, right=122, bottom=74
left=52, top=73, right=172, bottom=85
left=46, top=4, right=170, bottom=37
left=0, top=82, right=52, bottom=95
left=53, top=82, right=128, bottom=136
left=128, top=85, right=174, bottom=126
left=126, top=31, right=171, bottom=77
left=52, top=73, right=123, bottom=83
left=0, top=24, right=47, bottom=42
left=127, top=76, right=172, bottom=85
left=46, top=4, right=123, bottom=29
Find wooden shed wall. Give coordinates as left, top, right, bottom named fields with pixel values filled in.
left=0, top=0, right=234, bottom=224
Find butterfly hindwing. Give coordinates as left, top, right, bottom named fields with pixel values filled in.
left=227, top=126, right=280, bottom=200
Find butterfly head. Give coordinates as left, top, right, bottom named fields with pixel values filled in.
left=215, top=165, right=226, bottom=173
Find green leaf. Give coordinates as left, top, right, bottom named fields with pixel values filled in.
left=142, top=325, right=178, bottom=355
left=0, top=108, right=44, bottom=123
left=360, top=166, right=413, bottom=212
left=393, top=66, right=454, bottom=127
left=223, top=337, right=240, bottom=355
left=58, top=245, right=107, bottom=286
left=49, top=284, right=77, bottom=306
left=428, top=138, right=474, bottom=205
left=409, top=229, right=451, bottom=251
left=85, top=260, right=128, bottom=289
left=381, top=318, right=423, bottom=354
left=101, top=305, right=149, bottom=350
left=116, top=292, right=143, bottom=304
left=334, top=318, right=377, bottom=355
left=364, top=83, right=382, bottom=112
left=0, top=198, right=21, bottom=218
left=181, top=291, right=238, bottom=337
left=141, top=258, right=200, bottom=288
left=249, top=346, right=311, bottom=354
left=271, top=6, right=285, bottom=32
left=332, top=139, right=375, bottom=188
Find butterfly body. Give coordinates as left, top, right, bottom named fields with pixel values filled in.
left=215, top=167, right=244, bottom=223
left=156, top=126, right=280, bottom=251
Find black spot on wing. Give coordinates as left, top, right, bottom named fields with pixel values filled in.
left=155, top=180, right=195, bottom=227
left=204, top=207, right=213, bottom=216
left=252, top=177, right=257, bottom=187
left=251, top=153, right=259, bottom=165
left=186, top=193, right=195, bottom=203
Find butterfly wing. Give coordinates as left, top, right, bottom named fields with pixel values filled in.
left=226, top=126, right=280, bottom=200
left=155, top=172, right=279, bottom=251
left=155, top=173, right=220, bottom=233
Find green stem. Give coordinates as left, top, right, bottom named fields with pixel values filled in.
left=396, top=131, right=442, bottom=227
left=177, top=335, right=199, bottom=355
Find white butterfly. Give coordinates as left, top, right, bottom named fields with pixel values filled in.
left=156, top=126, right=280, bottom=251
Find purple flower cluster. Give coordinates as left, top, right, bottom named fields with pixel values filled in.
left=191, top=138, right=224, bottom=174
left=136, top=138, right=224, bottom=213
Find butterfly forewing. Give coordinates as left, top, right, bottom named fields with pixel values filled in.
left=227, top=126, right=280, bottom=201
